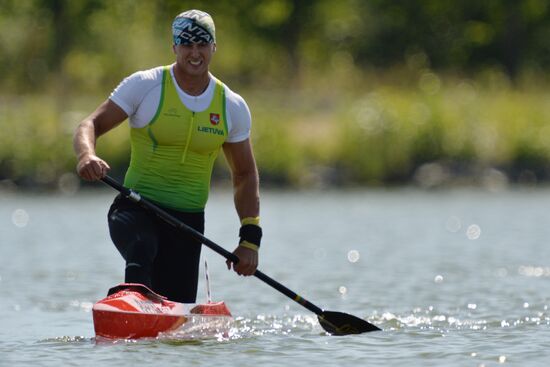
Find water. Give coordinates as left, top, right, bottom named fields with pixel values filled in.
left=2, top=187, right=550, bottom=366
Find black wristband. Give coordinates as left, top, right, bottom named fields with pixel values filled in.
left=239, top=224, right=262, bottom=247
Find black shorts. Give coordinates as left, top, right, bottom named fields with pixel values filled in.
left=107, top=194, right=204, bottom=303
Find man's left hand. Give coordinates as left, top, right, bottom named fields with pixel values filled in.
left=226, top=245, right=258, bottom=276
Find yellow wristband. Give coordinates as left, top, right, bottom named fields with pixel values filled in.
left=241, top=216, right=260, bottom=226
left=239, top=240, right=259, bottom=252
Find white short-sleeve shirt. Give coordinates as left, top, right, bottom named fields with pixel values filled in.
left=109, top=64, right=251, bottom=143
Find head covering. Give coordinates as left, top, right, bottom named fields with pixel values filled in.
left=172, top=10, right=216, bottom=45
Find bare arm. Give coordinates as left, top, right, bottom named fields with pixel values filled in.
left=73, top=99, right=128, bottom=181
left=223, top=138, right=260, bottom=276
left=223, top=138, right=260, bottom=220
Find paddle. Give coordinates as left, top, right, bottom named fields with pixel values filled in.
left=100, top=175, right=380, bottom=335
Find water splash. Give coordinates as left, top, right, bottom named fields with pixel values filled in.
left=38, top=336, right=92, bottom=344
left=371, top=304, right=550, bottom=332
left=89, top=313, right=322, bottom=345
left=224, top=314, right=322, bottom=339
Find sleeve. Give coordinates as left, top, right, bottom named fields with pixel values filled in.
left=108, top=71, right=144, bottom=117
left=109, top=67, right=163, bottom=118
left=225, top=87, right=252, bottom=143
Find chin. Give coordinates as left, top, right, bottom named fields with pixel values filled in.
left=187, top=68, right=207, bottom=76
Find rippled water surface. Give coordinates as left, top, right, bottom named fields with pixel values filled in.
left=2, top=187, right=550, bottom=366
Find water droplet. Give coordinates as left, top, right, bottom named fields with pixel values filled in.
left=12, top=209, right=29, bottom=227
left=466, top=224, right=481, bottom=240
left=445, top=216, right=461, bottom=232
left=468, top=303, right=477, bottom=310
left=498, top=355, right=506, bottom=363
left=338, top=286, right=347, bottom=295
left=58, top=172, right=80, bottom=196
left=471, top=352, right=477, bottom=357
left=347, top=250, right=360, bottom=263
left=523, top=302, right=529, bottom=308
left=434, top=275, right=444, bottom=283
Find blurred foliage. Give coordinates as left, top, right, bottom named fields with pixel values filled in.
left=5, top=0, right=550, bottom=92
left=2, top=0, right=550, bottom=189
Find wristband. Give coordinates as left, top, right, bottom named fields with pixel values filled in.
left=241, top=216, right=260, bottom=226
left=239, top=219, right=262, bottom=249
left=239, top=240, right=259, bottom=252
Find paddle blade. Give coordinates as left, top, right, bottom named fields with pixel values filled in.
left=318, top=311, right=380, bottom=335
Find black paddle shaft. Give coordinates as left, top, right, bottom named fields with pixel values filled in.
left=100, top=176, right=380, bottom=334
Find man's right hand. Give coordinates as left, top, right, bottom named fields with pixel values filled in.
left=73, top=99, right=128, bottom=181
left=76, top=154, right=110, bottom=181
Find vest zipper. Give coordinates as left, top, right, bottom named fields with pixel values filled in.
left=181, top=112, right=195, bottom=164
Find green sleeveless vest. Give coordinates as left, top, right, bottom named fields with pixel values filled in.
left=124, top=66, right=228, bottom=211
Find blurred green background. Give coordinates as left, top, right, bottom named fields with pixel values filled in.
left=2, top=0, right=550, bottom=191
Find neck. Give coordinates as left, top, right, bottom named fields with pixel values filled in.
left=172, top=63, right=210, bottom=96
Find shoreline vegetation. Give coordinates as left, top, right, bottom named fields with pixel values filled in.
left=4, top=1, right=550, bottom=193
left=3, top=70, right=550, bottom=193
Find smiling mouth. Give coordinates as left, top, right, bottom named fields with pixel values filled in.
left=189, top=60, right=202, bottom=66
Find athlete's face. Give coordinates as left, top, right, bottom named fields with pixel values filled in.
left=173, top=42, right=216, bottom=76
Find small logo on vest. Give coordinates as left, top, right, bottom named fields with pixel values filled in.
left=210, top=113, right=220, bottom=125
left=164, top=108, right=181, bottom=118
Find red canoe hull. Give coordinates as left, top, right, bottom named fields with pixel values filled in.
left=92, top=283, right=232, bottom=339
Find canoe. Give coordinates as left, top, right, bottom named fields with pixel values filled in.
left=92, top=283, right=233, bottom=339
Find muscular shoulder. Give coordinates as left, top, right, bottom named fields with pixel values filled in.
left=223, top=84, right=251, bottom=143
left=124, top=66, right=165, bottom=89
left=224, top=84, right=248, bottom=112
left=109, top=66, right=165, bottom=116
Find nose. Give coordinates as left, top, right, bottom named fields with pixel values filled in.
left=190, top=44, right=200, bottom=57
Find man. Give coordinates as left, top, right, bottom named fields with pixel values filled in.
left=73, top=10, right=261, bottom=303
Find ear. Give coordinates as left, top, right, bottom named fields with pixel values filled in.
left=172, top=44, right=177, bottom=54
left=212, top=43, right=217, bottom=53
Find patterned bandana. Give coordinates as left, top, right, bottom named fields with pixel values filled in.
left=172, top=10, right=216, bottom=45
